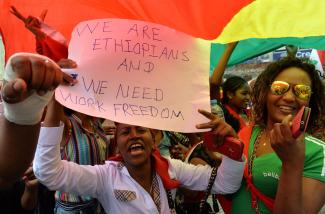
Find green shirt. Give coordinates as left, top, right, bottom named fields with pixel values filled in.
left=231, top=126, right=325, bottom=214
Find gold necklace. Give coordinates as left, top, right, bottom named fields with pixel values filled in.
left=248, top=129, right=264, bottom=174
left=248, top=129, right=265, bottom=214
left=262, top=137, right=267, bottom=146
left=258, top=129, right=270, bottom=147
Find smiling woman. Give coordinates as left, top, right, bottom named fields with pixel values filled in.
left=229, top=57, right=325, bottom=214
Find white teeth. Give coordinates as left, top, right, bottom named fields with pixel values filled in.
left=279, top=106, right=294, bottom=111
left=129, top=143, right=144, bottom=151
left=130, top=143, right=141, bottom=149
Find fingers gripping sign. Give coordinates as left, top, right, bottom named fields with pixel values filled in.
left=1, top=53, right=69, bottom=125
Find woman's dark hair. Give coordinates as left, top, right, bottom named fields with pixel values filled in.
left=222, top=105, right=240, bottom=132
left=252, top=57, right=325, bottom=131
left=63, top=107, right=74, bottom=116
left=222, top=76, right=248, bottom=104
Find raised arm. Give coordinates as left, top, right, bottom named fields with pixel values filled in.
left=210, top=42, right=238, bottom=100
left=210, top=42, right=238, bottom=86
left=0, top=53, right=73, bottom=188
left=10, top=6, right=68, bottom=61
left=171, top=109, right=245, bottom=194
left=33, top=59, right=103, bottom=198
left=33, top=100, right=104, bottom=198
left=0, top=113, right=40, bottom=188
left=10, top=6, right=47, bottom=40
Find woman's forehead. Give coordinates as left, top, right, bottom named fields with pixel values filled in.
left=116, top=123, right=148, bottom=130
left=237, top=83, right=251, bottom=91
left=116, top=123, right=133, bottom=129
left=274, top=67, right=311, bottom=84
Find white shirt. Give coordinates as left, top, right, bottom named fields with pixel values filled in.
left=34, top=124, right=245, bottom=214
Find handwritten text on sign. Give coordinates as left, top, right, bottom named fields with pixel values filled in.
left=56, top=18, right=211, bottom=132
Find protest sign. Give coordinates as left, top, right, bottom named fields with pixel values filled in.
left=56, top=18, right=211, bottom=132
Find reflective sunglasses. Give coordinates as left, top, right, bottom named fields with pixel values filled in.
left=270, top=81, right=312, bottom=100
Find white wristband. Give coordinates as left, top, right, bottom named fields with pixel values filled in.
left=2, top=53, right=57, bottom=125
left=3, top=91, right=53, bottom=125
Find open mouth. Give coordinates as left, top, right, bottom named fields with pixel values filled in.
left=278, top=105, right=296, bottom=114
left=128, top=143, right=145, bottom=155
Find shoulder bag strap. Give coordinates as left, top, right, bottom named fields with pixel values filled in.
left=198, top=166, right=218, bottom=214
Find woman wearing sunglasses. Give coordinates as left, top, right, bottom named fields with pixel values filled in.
left=229, top=57, right=325, bottom=214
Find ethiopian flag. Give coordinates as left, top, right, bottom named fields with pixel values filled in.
left=211, top=0, right=325, bottom=70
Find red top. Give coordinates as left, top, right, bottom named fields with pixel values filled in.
left=225, top=104, right=251, bottom=130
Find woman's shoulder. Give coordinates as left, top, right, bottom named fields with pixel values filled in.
left=304, top=134, right=325, bottom=156
left=303, top=135, right=325, bottom=181
left=305, top=134, right=325, bottom=150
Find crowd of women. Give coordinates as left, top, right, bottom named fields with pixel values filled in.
left=0, top=6, right=324, bottom=214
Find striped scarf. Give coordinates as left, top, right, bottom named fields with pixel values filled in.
left=55, top=114, right=108, bottom=203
